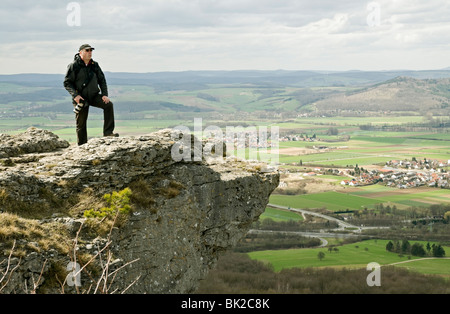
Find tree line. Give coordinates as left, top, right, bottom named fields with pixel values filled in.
left=196, top=252, right=450, bottom=294
left=386, top=239, right=446, bottom=257
left=234, top=232, right=321, bottom=253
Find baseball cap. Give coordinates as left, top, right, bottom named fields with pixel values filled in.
left=79, top=44, right=95, bottom=51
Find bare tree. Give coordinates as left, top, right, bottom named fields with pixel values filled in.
left=62, top=211, right=140, bottom=294
left=1, top=212, right=140, bottom=294
left=0, top=240, right=21, bottom=293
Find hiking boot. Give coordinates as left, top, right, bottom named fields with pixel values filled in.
left=104, top=133, right=119, bottom=138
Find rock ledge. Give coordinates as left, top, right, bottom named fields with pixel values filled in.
left=0, top=128, right=279, bottom=294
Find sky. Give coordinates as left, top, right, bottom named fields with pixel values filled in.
left=1, top=0, right=450, bottom=74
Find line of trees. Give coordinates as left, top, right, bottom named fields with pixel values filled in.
left=234, top=232, right=321, bottom=253
left=196, top=252, right=450, bottom=294
left=386, top=239, right=446, bottom=257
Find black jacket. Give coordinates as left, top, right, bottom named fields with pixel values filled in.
left=63, top=53, right=108, bottom=102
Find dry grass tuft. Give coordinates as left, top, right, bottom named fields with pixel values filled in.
left=0, top=213, right=70, bottom=256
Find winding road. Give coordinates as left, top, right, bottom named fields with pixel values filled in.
left=248, top=229, right=364, bottom=248
left=267, top=203, right=359, bottom=230
left=267, top=203, right=390, bottom=232
left=250, top=203, right=391, bottom=247
left=385, top=257, right=450, bottom=267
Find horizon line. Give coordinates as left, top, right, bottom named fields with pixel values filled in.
left=1, top=67, right=450, bottom=76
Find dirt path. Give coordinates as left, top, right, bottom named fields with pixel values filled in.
left=387, top=257, right=450, bottom=266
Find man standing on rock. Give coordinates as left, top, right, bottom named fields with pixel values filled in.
left=64, top=44, right=118, bottom=145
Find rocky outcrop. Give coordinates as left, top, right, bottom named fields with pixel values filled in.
left=0, top=128, right=70, bottom=159
left=0, top=128, right=279, bottom=294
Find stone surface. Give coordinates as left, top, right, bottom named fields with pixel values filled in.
left=0, top=128, right=69, bottom=159
left=0, top=128, right=279, bottom=294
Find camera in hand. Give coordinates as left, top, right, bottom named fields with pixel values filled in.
left=73, top=99, right=88, bottom=114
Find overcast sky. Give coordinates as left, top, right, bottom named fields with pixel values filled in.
left=1, top=0, right=450, bottom=74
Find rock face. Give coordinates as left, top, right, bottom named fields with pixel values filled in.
left=0, top=128, right=70, bottom=159
left=0, top=128, right=279, bottom=294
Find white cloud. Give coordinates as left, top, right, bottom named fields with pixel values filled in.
left=0, top=0, right=449, bottom=73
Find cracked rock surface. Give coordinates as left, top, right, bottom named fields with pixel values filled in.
left=0, top=128, right=279, bottom=294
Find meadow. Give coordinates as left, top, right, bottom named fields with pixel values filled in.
left=260, top=207, right=304, bottom=222
left=3, top=77, right=450, bottom=292
left=277, top=130, right=450, bottom=167
left=248, top=239, right=450, bottom=275
left=270, top=185, right=450, bottom=211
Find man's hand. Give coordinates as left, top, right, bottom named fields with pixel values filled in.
left=74, top=95, right=84, bottom=104
left=102, top=96, right=110, bottom=104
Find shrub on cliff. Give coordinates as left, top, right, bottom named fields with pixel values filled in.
left=83, top=188, right=132, bottom=219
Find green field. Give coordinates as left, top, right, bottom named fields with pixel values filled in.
left=3, top=75, right=450, bottom=292
left=248, top=239, right=450, bottom=275
left=270, top=191, right=381, bottom=211
left=348, top=185, right=450, bottom=208
left=260, top=207, right=304, bottom=222
left=277, top=127, right=450, bottom=167
left=270, top=184, right=450, bottom=211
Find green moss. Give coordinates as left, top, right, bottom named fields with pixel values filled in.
left=83, top=188, right=132, bottom=219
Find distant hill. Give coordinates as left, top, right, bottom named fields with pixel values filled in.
left=1, top=71, right=450, bottom=115
left=1, top=69, right=450, bottom=88
left=313, top=76, right=450, bottom=113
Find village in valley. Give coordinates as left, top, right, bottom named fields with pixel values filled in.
left=277, top=154, right=450, bottom=192
left=321, top=158, right=450, bottom=189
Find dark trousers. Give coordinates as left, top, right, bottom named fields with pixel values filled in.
left=74, top=94, right=115, bottom=145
